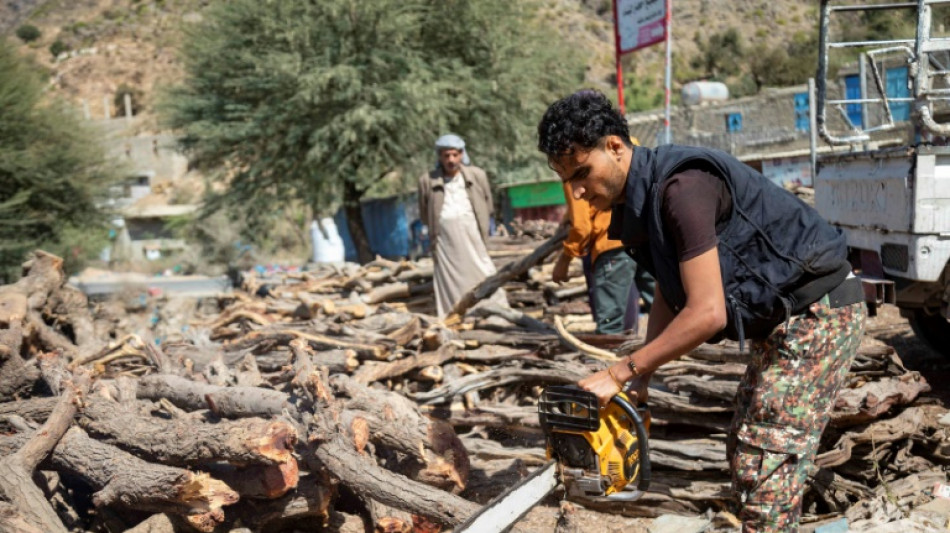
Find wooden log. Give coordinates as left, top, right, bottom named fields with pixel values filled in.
left=457, top=329, right=557, bottom=347
left=25, top=311, right=77, bottom=359
left=11, top=251, right=65, bottom=313
left=553, top=315, right=621, bottom=361
left=331, top=374, right=470, bottom=492
left=78, top=400, right=297, bottom=468
left=0, top=427, right=239, bottom=532
left=226, top=327, right=388, bottom=360
left=121, top=513, right=177, bottom=533
left=205, top=461, right=300, bottom=499
left=830, top=374, right=931, bottom=428
left=0, top=397, right=58, bottom=422
left=817, top=405, right=948, bottom=468
left=385, top=315, right=422, bottom=346
left=428, top=404, right=542, bottom=433
left=354, top=344, right=457, bottom=384
left=291, top=358, right=480, bottom=527
left=422, top=324, right=458, bottom=351
left=312, top=431, right=480, bottom=527
left=228, top=473, right=333, bottom=530
left=45, top=285, right=100, bottom=353
left=136, top=374, right=297, bottom=419
left=0, top=369, right=89, bottom=533
left=445, top=225, right=567, bottom=323
left=0, top=502, right=45, bottom=533
left=363, top=281, right=433, bottom=305
left=410, top=365, right=585, bottom=404
left=660, top=375, right=740, bottom=402
left=469, top=304, right=554, bottom=334
left=365, top=498, right=413, bottom=533
left=0, top=319, right=39, bottom=402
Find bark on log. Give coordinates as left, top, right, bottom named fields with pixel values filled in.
left=410, top=365, right=584, bottom=404
left=226, top=328, right=388, bottom=360
left=445, top=225, right=567, bottom=323
left=0, top=502, right=45, bottom=533
left=136, top=374, right=297, bottom=419
left=205, top=461, right=300, bottom=499
left=78, top=400, right=297, bottom=468
left=11, top=251, right=64, bottom=312
left=331, top=374, right=470, bottom=492
left=363, top=282, right=433, bottom=305
left=354, top=344, right=457, bottom=384
left=0, top=322, right=38, bottom=401
left=228, top=473, right=333, bottom=530
left=1, top=427, right=239, bottom=532
left=0, top=369, right=89, bottom=533
left=312, top=433, right=480, bottom=526
left=292, top=356, right=480, bottom=527
left=469, top=304, right=554, bottom=334
left=365, top=498, right=413, bottom=533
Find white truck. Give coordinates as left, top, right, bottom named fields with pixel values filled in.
left=813, top=0, right=950, bottom=356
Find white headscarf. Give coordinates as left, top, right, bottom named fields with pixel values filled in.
left=434, top=133, right=472, bottom=170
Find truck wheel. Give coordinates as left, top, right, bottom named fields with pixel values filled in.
left=908, top=309, right=950, bottom=357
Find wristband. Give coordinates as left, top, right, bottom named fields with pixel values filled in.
left=627, top=356, right=642, bottom=378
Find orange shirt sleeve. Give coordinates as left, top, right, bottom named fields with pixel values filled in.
left=562, top=182, right=592, bottom=258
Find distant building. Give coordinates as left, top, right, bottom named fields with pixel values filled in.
left=627, top=80, right=910, bottom=188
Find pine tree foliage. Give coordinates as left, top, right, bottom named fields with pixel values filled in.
left=162, top=0, right=585, bottom=261
left=0, top=41, right=113, bottom=280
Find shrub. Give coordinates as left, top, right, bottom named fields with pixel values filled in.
left=49, top=39, right=69, bottom=58
left=15, top=24, right=41, bottom=43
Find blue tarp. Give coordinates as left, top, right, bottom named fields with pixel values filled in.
left=335, top=197, right=412, bottom=261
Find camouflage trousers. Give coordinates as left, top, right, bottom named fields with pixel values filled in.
left=727, top=296, right=867, bottom=533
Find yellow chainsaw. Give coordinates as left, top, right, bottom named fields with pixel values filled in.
left=455, top=384, right=651, bottom=532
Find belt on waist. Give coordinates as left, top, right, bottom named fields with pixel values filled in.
left=824, top=275, right=864, bottom=309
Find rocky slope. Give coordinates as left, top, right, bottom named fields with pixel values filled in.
left=3, top=0, right=818, bottom=120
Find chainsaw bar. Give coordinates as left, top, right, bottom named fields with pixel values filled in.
left=453, top=460, right=558, bottom=533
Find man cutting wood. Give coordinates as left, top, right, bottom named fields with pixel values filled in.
left=537, top=89, right=866, bottom=532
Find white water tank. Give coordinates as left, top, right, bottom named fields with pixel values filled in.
left=681, top=81, right=729, bottom=106
left=310, top=217, right=345, bottom=263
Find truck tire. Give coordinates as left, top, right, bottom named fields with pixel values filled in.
left=908, top=309, right=950, bottom=357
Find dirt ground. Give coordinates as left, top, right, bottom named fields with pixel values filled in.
left=507, top=304, right=950, bottom=533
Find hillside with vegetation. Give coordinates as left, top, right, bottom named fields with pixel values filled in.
left=0, top=0, right=928, bottom=270
left=3, top=0, right=831, bottom=120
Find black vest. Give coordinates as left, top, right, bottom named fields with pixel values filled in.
left=609, top=145, right=849, bottom=345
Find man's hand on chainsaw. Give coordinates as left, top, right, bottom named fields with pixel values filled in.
left=578, top=368, right=620, bottom=407
left=579, top=364, right=652, bottom=408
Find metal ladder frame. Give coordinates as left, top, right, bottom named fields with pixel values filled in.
left=816, top=0, right=950, bottom=144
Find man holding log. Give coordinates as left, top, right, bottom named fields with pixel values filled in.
left=537, top=89, right=867, bottom=532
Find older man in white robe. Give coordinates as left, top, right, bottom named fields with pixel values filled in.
left=417, top=134, right=508, bottom=317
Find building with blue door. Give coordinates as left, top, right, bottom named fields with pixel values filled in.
left=625, top=80, right=908, bottom=189
left=886, top=66, right=910, bottom=122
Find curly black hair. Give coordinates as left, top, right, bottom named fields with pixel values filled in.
left=537, top=89, right=631, bottom=157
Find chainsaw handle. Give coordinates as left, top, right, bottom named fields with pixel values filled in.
left=610, top=394, right=651, bottom=492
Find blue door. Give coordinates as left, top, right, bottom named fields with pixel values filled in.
left=844, top=74, right=863, bottom=128
left=726, top=112, right=742, bottom=132
left=886, top=66, right=910, bottom=121
left=794, top=92, right=809, bottom=132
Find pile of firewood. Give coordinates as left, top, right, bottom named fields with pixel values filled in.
left=0, top=243, right=946, bottom=533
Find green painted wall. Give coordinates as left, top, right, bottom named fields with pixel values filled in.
left=506, top=181, right=566, bottom=208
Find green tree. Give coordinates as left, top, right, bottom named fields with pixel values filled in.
left=0, top=41, right=114, bottom=280
left=15, top=25, right=41, bottom=43
left=162, top=0, right=585, bottom=263
left=691, top=28, right=745, bottom=80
